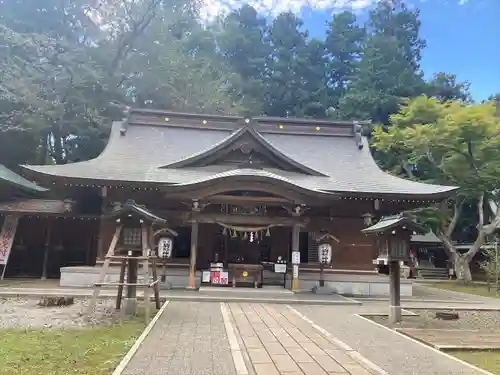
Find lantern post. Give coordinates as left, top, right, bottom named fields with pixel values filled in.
left=362, top=213, right=427, bottom=324
left=157, top=234, right=174, bottom=283
left=312, top=233, right=339, bottom=295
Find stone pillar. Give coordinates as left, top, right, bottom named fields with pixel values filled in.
left=291, top=223, right=300, bottom=292
left=187, top=221, right=199, bottom=289
left=389, top=260, right=401, bottom=324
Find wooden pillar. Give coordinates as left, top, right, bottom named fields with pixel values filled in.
left=389, top=260, right=402, bottom=324
left=124, top=253, right=138, bottom=315
left=291, top=223, right=300, bottom=292
left=41, top=219, right=52, bottom=280
left=96, top=187, right=108, bottom=260
left=187, top=221, right=199, bottom=289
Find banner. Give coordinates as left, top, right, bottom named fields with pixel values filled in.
left=0, top=215, right=19, bottom=265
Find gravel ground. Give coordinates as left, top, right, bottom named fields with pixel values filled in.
left=369, top=309, right=500, bottom=331
left=0, top=297, right=118, bottom=329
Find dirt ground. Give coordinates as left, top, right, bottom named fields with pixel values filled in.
left=369, top=309, right=500, bottom=331
left=0, top=297, right=118, bottom=329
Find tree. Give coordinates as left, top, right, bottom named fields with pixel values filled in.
left=217, top=5, right=270, bottom=114
left=339, top=0, right=426, bottom=123
left=0, top=0, right=155, bottom=165
left=480, top=239, right=500, bottom=291
left=372, top=95, right=500, bottom=281
left=324, top=11, right=365, bottom=107
left=264, top=12, right=329, bottom=118
left=0, top=0, right=245, bottom=167
left=122, top=1, right=245, bottom=114
left=425, top=72, right=471, bottom=102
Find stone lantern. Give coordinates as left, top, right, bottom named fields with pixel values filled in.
left=362, top=213, right=426, bottom=323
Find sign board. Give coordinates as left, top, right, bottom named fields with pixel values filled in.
left=291, top=251, right=300, bottom=264
left=292, top=264, right=299, bottom=279
left=202, top=271, right=211, bottom=283
left=274, top=263, right=286, bottom=273
left=211, top=271, right=229, bottom=285
left=389, top=240, right=409, bottom=261
left=0, top=215, right=19, bottom=266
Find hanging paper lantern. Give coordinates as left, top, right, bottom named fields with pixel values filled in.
left=317, top=243, right=332, bottom=264
left=266, top=228, right=271, bottom=237
left=222, top=227, right=227, bottom=236
left=158, top=237, right=173, bottom=259
left=243, top=232, right=248, bottom=240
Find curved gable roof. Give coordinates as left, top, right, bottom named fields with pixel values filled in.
left=21, top=109, right=458, bottom=199
left=162, top=125, right=327, bottom=176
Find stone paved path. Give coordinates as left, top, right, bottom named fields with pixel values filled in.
left=122, top=301, right=236, bottom=375
left=294, top=304, right=489, bottom=375
left=118, top=299, right=493, bottom=375
left=229, top=303, right=376, bottom=375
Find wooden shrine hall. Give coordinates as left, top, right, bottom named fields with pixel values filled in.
left=13, top=109, right=457, bottom=294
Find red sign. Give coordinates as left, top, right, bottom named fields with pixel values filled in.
left=211, top=271, right=228, bottom=285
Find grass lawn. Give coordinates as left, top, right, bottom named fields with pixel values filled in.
left=453, top=351, right=500, bottom=374
left=426, top=281, right=500, bottom=299
left=0, top=320, right=145, bottom=375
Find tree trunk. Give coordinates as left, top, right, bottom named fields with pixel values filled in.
left=453, top=254, right=472, bottom=283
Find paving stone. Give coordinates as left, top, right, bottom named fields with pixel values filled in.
left=263, top=342, right=288, bottom=355
left=248, top=348, right=272, bottom=363
left=341, top=364, right=374, bottom=375
left=280, top=338, right=301, bottom=348
left=285, top=347, right=314, bottom=363
left=253, top=363, right=280, bottom=375
left=301, top=342, right=326, bottom=356
left=272, top=354, right=302, bottom=373
left=312, top=355, right=346, bottom=373
left=243, top=336, right=263, bottom=349
left=297, top=362, right=329, bottom=375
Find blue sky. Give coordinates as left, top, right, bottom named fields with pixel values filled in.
left=203, top=0, right=498, bottom=101
left=302, top=0, right=499, bottom=101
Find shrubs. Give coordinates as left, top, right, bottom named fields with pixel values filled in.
left=37, top=296, right=75, bottom=307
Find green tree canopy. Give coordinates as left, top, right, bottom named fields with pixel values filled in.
left=372, top=95, right=500, bottom=281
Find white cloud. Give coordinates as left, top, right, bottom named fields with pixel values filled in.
left=199, top=0, right=469, bottom=20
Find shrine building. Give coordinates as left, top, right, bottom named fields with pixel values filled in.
left=1, top=109, right=457, bottom=294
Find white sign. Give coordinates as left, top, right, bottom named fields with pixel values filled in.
left=0, top=215, right=18, bottom=266
left=292, top=251, right=300, bottom=264
left=274, top=263, right=286, bottom=273
left=202, top=271, right=211, bottom=283
left=292, top=264, right=299, bottom=278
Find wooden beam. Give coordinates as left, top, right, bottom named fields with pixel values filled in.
left=205, top=194, right=292, bottom=204
left=192, top=213, right=309, bottom=227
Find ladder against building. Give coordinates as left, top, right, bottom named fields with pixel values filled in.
left=86, top=200, right=177, bottom=323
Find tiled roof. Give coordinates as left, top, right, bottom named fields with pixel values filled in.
left=362, top=213, right=428, bottom=235
left=22, top=110, right=458, bottom=199
left=0, top=164, right=47, bottom=193
left=106, top=199, right=167, bottom=224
